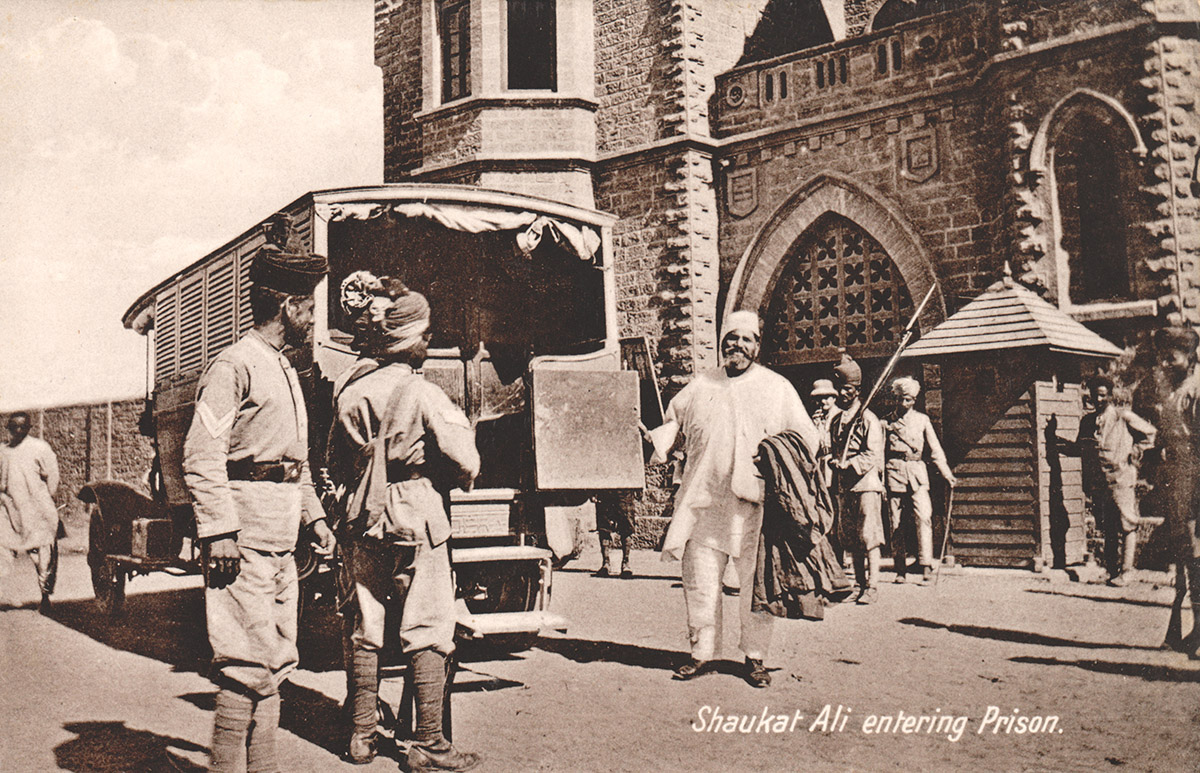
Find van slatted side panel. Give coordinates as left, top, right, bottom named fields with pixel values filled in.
left=237, top=248, right=254, bottom=338
left=154, top=287, right=178, bottom=382
left=178, top=274, right=205, bottom=375
left=205, top=257, right=236, bottom=359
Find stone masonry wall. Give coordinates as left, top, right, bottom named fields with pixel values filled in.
left=1, top=398, right=154, bottom=548
left=714, top=0, right=1166, bottom=318
left=376, top=0, right=423, bottom=180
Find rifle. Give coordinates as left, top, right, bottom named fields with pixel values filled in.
left=837, top=284, right=937, bottom=467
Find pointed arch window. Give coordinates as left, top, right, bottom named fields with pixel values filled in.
left=1040, top=95, right=1148, bottom=307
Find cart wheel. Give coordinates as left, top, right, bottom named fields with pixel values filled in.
left=91, top=557, right=126, bottom=616
left=86, top=505, right=125, bottom=616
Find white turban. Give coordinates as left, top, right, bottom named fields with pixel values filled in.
left=723, top=310, right=761, bottom=339
left=892, top=376, right=921, bottom=398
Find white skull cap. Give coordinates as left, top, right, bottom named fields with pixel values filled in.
left=723, top=310, right=761, bottom=338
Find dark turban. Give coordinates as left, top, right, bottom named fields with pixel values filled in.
left=251, top=213, right=327, bottom=295
left=251, top=247, right=328, bottom=295
left=834, top=354, right=862, bottom=387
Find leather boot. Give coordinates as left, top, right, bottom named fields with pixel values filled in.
left=407, top=744, right=482, bottom=772
left=347, top=646, right=379, bottom=764
left=409, top=649, right=481, bottom=771
left=745, top=657, right=771, bottom=688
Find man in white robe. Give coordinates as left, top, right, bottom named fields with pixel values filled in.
left=0, top=412, right=60, bottom=612
left=646, top=311, right=818, bottom=687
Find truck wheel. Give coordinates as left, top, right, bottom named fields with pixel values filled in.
left=92, top=557, right=126, bottom=617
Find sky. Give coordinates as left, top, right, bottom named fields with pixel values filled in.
left=0, top=0, right=383, bottom=410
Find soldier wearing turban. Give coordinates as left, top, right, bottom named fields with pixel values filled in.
left=183, top=224, right=334, bottom=772
left=327, top=274, right=483, bottom=771
left=645, top=309, right=819, bottom=687
left=827, top=354, right=886, bottom=603
left=885, top=376, right=956, bottom=584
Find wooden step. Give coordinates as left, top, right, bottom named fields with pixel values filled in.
left=952, top=504, right=1036, bottom=517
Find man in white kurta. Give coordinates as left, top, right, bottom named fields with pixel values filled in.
left=648, top=311, right=818, bottom=687
left=0, top=412, right=60, bottom=611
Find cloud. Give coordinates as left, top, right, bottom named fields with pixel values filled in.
left=0, top=7, right=383, bottom=409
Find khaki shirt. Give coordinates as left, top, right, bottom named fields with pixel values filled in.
left=830, top=402, right=884, bottom=493
left=183, top=331, right=325, bottom=551
left=885, top=410, right=952, bottom=493
left=330, top=362, right=479, bottom=548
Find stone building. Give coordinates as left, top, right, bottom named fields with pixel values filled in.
left=372, top=0, right=1200, bottom=563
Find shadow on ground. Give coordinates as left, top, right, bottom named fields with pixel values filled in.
left=1009, top=656, right=1200, bottom=682
left=536, top=636, right=684, bottom=671
left=898, top=617, right=1165, bottom=651
left=46, top=590, right=210, bottom=674
left=54, top=720, right=208, bottom=772
left=44, top=587, right=349, bottom=675
left=178, top=682, right=347, bottom=761
left=1024, top=587, right=1173, bottom=608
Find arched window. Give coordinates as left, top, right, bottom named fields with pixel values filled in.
left=1041, top=96, right=1147, bottom=306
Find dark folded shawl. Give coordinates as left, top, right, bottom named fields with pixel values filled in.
left=753, top=430, right=853, bottom=619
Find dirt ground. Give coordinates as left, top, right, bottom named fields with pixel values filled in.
left=2, top=545, right=1198, bottom=773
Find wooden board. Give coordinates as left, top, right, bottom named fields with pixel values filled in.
left=530, top=368, right=644, bottom=491
left=620, top=336, right=664, bottom=428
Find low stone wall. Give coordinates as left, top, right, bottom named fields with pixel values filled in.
left=1, top=397, right=155, bottom=549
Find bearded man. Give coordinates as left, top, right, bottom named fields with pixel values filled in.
left=645, top=310, right=819, bottom=688
left=183, top=239, right=335, bottom=773
left=828, top=356, right=885, bottom=604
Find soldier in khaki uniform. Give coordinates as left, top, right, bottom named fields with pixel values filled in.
left=328, top=276, right=482, bottom=772
left=828, top=356, right=886, bottom=605
left=183, top=237, right=334, bottom=773
left=885, top=376, right=956, bottom=584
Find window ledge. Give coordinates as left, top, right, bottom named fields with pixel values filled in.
left=415, top=94, right=599, bottom=121
left=1067, top=299, right=1158, bottom=322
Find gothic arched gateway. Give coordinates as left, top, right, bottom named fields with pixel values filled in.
left=762, top=212, right=916, bottom=367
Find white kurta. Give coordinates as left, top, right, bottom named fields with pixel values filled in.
left=0, top=437, right=60, bottom=552
left=649, top=364, right=818, bottom=560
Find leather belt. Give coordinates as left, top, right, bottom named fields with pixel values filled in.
left=888, top=452, right=923, bottom=462
left=227, top=459, right=303, bottom=483
left=386, top=460, right=429, bottom=482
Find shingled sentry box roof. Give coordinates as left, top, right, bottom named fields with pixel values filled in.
left=902, top=268, right=1123, bottom=360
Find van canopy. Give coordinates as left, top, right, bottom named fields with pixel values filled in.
left=317, top=200, right=602, bottom=263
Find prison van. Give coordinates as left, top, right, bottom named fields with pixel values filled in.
left=120, top=183, right=646, bottom=645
